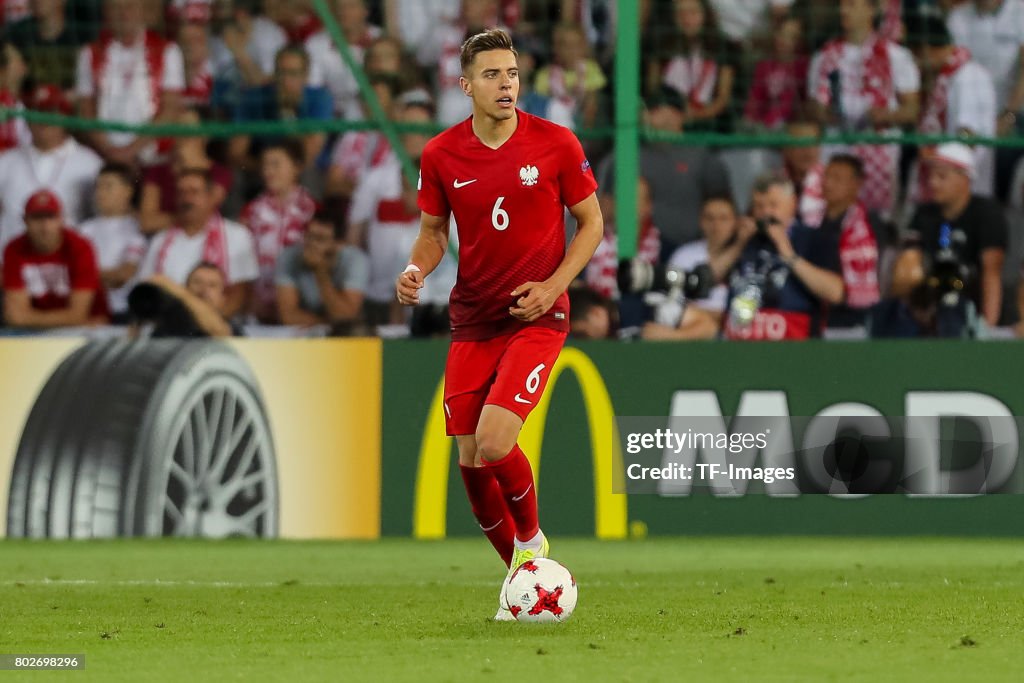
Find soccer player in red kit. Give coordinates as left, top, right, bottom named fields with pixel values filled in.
left=395, top=29, right=603, bottom=620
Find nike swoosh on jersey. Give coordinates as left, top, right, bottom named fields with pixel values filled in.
left=453, top=178, right=478, bottom=188
left=514, top=393, right=532, bottom=405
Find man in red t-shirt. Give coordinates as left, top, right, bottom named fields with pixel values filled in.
left=2, top=189, right=107, bottom=328
left=395, top=29, right=603, bottom=620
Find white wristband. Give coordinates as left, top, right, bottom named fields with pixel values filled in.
left=403, top=264, right=421, bottom=274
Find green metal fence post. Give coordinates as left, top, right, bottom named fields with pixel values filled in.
left=614, top=0, right=640, bottom=259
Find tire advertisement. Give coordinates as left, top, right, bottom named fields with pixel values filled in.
left=0, top=338, right=381, bottom=540
left=4, top=338, right=1024, bottom=540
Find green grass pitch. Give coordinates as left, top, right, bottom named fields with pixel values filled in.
left=2, top=537, right=1022, bottom=682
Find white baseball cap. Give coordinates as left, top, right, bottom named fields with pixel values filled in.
left=930, top=142, right=976, bottom=179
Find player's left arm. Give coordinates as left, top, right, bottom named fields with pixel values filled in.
left=510, top=192, right=603, bottom=322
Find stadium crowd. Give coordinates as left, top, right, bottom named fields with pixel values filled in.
left=0, top=0, right=1022, bottom=339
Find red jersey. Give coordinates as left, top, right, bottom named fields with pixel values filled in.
left=417, top=111, right=597, bottom=340
left=2, top=228, right=108, bottom=318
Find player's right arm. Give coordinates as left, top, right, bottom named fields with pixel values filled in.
left=396, top=211, right=449, bottom=306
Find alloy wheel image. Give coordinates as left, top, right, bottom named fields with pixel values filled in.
left=6, top=340, right=278, bottom=539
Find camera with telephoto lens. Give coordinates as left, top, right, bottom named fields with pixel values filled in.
left=617, top=259, right=715, bottom=330
left=907, top=247, right=975, bottom=337
left=617, top=259, right=714, bottom=301
left=924, top=249, right=971, bottom=308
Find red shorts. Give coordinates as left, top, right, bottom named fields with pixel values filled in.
left=443, top=326, right=567, bottom=435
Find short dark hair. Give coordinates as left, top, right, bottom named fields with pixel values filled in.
left=906, top=14, right=952, bottom=49
left=460, top=28, right=517, bottom=73
left=188, top=261, right=226, bottom=283
left=261, top=137, right=305, bottom=168
left=99, top=162, right=136, bottom=188
left=828, top=153, right=865, bottom=180
left=308, top=209, right=345, bottom=240
left=569, top=286, right=610, bottom=324
left=275, top=44, right=311, bottom=73
left=702, top=194, right=737, bottom=212
left=177, top=168, right=215, bottom=190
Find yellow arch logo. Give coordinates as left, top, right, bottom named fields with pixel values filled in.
left=412, top=347, right=628, bottom=540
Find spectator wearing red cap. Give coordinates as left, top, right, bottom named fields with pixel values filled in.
left=2, top=189, right=107, bottom=328
left=0, top=84, right=102, bottom=251
left=893, top=143, right=1008, bottom=327
left=75, top=0, right=185, bottom=166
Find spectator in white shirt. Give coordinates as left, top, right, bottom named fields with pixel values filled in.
left=325, top=73, right=399, bottom=200
left=948, top=0, right=1024, bottom=201
left=348, top=97, right=455, bottom=324
left=382, top=0, right=461, bottom=57
left=808, top=0, right=921, bottom=217
left=305, top=0, right=382, bottom=119
left=210, top=0, right=287, bottom=89
left=75, top=0, right=185, bottom=166
left=642, top=195, right=734, bottom=340
left=79, top=163, right=146, bottom=321
left=947, top=0, right=1024, bottom=129
left=415, top=0, right=503, bottom=125
left=137, top=169, right=258, bottom=318
left=0, top=85, right=102, bottom=253
left=909, top=15, right=997, bottom=202
left=709, top=0, right=795, bottom=44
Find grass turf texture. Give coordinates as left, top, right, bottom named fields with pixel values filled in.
left=1, top=538, right=1022, bottom=682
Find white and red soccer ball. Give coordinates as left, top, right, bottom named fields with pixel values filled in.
left=502, top=558, right=578, bottom=623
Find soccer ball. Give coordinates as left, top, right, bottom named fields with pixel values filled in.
left=502, top=558, right=578, bottom=623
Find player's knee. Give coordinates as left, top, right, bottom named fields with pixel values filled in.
left=474, top=427, right=515, bottom=463
left=455, top=436, right=479, bottom=467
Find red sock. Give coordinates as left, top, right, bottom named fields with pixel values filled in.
left=459, top=465, right=515, bottom=567
left=484, top=445, right=539, bottom=542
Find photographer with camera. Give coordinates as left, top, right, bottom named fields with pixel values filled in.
left=891, top=143, right=1007, bottom=335
left=129, top=262, right=235, bottom=338
left=641, top=196, right=735, bottom=340
left=714, top=173, right=845, bottom=340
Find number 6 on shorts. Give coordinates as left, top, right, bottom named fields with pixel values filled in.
left=525, top=363, right=546, bottom=394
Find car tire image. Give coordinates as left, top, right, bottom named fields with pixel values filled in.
left=6, top=339, right=279, bottom=539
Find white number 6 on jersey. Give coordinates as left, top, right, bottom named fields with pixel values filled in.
left=491, top=196, right=509, bottom=231
left=526, top=363, right=546, bottom=394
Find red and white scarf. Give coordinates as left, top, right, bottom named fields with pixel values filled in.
left=795, top=162, right=826, bottom=228
left=0, top=89, right=23, bottom=152
left=242, top=188, right=316, bottom=269
left=90, top=30, right=168, bottom=116
left=155, top=214, right=229, bottom=281
left=915, top=47, right=972, bottom=202
left=878, top=0, right=904, bottom=42
left=183, top=58, right=213, bottom=108
left=663, top=52, right=717, bottom=110
left=837, top=202, right=880, bottom=309
left=813, top=34, right=894, bottom=113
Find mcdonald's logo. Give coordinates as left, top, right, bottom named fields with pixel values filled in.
left=412, top=347, right=628, bottom=540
